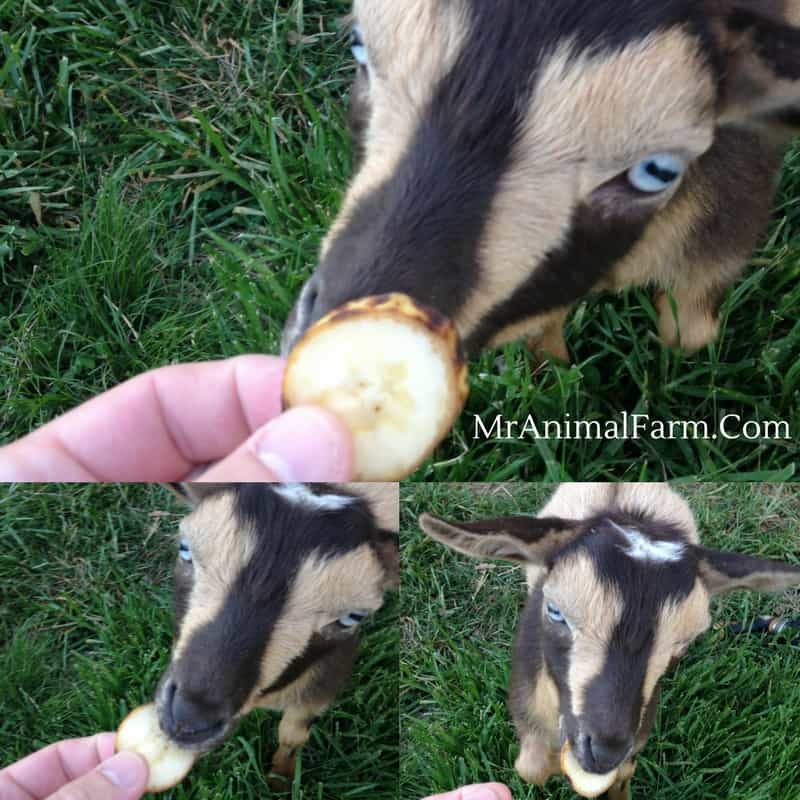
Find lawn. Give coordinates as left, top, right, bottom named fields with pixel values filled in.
left=0, top=483, right=399, bottom=799
left=1, top=0, right=799, bottom=480
left=400, top=483, right=800, bottom=799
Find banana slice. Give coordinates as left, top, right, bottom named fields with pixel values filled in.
left=283, top=294, right=469, bottom=481
left=116, top=703, right=197, bottom=793
left=560, top=741, right=618, bottom=799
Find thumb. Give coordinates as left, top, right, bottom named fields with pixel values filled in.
left=199, top=406, right=355, bottom=482
left=47, top=752, right=149, bottom=800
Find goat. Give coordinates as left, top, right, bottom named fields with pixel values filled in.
left=284, top=0, right=800, bottom=361
left=419, top=483, right=800, bottom=799
left=154, top=482, right=399, bottom=785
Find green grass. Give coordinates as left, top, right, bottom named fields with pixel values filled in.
left=400, top=483, right=800, bottom=799
left=1, top=0, right=799, bottom=480
left=0, top=483, right=399, bottom=799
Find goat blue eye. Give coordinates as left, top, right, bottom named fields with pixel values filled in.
left=628, top=154, right=686, bottom=194
left=178, top=538, right=192, bottom=562
left=338, top=610, right=368, bottom=628
left=546, top=602, right=566, bottom=624
left=350, top=25, right=368, bottom=66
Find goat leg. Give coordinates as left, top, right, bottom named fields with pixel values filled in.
left=268, top=705, right=323, bottom=787
left=514, top=731, right=560, bottom=785
left=525, top=308, right=571, bottom=364
left=606, top=759, right=636, bottom=800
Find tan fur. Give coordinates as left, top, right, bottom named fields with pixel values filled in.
left=537, top=484, right=698, bottom=540
left=172, top=493, right=257, bottom=660
left=270, top=703, right=327, bottom=780
left=515, top=731, right=561, bottom=786
left=298, top=3, right=798, bottom=360
left=639, top=583, right=711, bottom=719
left=721, top=55, right=799, bottom=125
left=606, top=185, right=712, bottom=290
left=714, top=8, right=800, bottom=129
left=245, top=546, right=388, bottom=711
left=785, top=1, right=800, bottom=28
left=525, top=308, right=572, bottom=363
left=655, top=284, right=722, bottom=352
left=174, top=490, right=391, bottom=693
left=699, top=559, right=800, bottom=594
left=545, top=552, right=626, bottom=718
left=421, top=514, right=583, bottom=565
left=608, top=760, right=637, bottom=800
left=459, top=33, right=715, bottom=339
left=488, top=308, right=570, bottom=353
left=251, top=543, right=389, bottom=781
left=526, top=668, right=561, bottom=748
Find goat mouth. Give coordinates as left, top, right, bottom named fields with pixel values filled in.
left=167, top=722, right=229, bottom=751
left=570, top=738, right=633, bottom=776
left=154, top=692, right=237, bottom=753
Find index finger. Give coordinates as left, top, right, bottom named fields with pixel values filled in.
left=0, top=356, right=286, bottom=481
left=0, top=733, right=116, bottom=800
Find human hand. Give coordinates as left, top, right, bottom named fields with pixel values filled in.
left=0, top=733, right=148, bottom=800
left=0, top=356, right=354, bottom=482
left=422, top=784, right=512, bottom=800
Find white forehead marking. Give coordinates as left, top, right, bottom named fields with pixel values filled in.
left=611, top=521, right=685, bottom=563
left=272, top=484, right=355, bottom=512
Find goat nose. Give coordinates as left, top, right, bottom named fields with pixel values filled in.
left=581, top=732, right=633, bottom=774
left=164, top=681, right=227, bottom=740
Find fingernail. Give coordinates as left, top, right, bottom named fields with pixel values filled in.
left=253, top=406, right=352, bottom=482
left=99, top=751, right=147, bottom=788
left=462, top=786, right=503, bottom=800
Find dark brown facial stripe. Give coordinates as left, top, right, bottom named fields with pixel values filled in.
left=580, top=623, right=653, bottom=762
left=462, top=0, right=701, bottom=55
left=312, top=5, right=537, bottom=322
left=568, top=516, right=697, bottom=603
left=549, top=514, right=700, bottom=767
left=466, top=204, right=650, bottom=352
left=233, top=484, right=376, bottom=561
left=174, top=577, right=288, bottom=717
left=260, top=633, right=341, bottom=695
left=312, top=119, right=520, bottom=324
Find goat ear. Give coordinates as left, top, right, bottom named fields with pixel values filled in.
left=713, top=0, right=800, bottom=134
left=165, top=482, right=231, bottom=507
left=418, top=513, right=583, bottom=564
left=696, top=547, right=800, bottom=595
